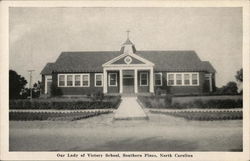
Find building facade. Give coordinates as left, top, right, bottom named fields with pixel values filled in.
left=41, top=37, right=216, bottom=96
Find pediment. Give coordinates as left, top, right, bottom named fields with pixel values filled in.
left=103, top=53, right=154, bottom=67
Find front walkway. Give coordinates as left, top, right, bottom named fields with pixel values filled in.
left=113, top=97, right=148, bottom=120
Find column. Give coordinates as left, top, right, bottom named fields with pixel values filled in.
left=149, top=68, right=154, bottom=93
left=103, top=69, right=107, bottom=93
left=119, top=69, right=123, bottom=93
left=209, top=73, right=213, bottom=92
left=134, top=69, right=138, bottom=93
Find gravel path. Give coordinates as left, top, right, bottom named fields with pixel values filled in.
left=9, top=112, right=242, bottom=151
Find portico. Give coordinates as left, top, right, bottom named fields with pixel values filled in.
left=103, top=66, right=154, bottom=94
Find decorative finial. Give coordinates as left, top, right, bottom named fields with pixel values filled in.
left=126, top=30, right=130, bottom=39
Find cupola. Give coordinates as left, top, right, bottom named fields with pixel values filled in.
left=120, top=30, right=136, bottom=54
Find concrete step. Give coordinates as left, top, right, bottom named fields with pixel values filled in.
left=113, top=97, right=148, bottom=120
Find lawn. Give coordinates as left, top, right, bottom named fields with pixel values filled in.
left=9, top=112, right=242, bottom=151
left=150, top=110, right=242, bottom=121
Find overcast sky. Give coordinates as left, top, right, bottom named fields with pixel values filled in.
left=9, top=7, right=242, bottom=87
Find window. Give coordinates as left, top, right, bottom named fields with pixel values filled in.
left=167, top=72, right=199, bottom=86
left=74, top=75, right=81, bottom=86
left=109, top=73, right=117, bottom=86
left=58, top=75, right=65, bottom=86
left=67, top=75, right=73, bottom=86
left=140, top=72, right=148, bottom=86
left=168, top=74, right=174, bottom=85
left=154, top=73, right=162, bottom=86
left=184, top=74, right=190, bottom=85
left=176, top=74, right=182, bottom=85
left=58, top=74, right=90, bottom=87
left=82, top=74, right=89, bottom=87
left=192, top=74, right=198, bottom=85
left=95, top=74, right=103, bottom=87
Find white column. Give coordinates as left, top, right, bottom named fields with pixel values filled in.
left=209, top=73, right=213, bottom=92
left=119, top=69, right=123, bottom=93
left=149, top=68, right=154, bottom=93
left=103, top=68, right=107, bottom=93
left=134, top=69, right=138, bottom=93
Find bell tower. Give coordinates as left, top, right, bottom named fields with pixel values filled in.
left=120, top=30, right=136, bottom=54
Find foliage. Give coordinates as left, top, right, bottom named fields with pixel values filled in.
left=9, top=70, right=27, bottom=99
left=9, top=111, right=111, bottom=121
left=138, top=95, right=172, bottom=108
left=151, top=111, right=242, bottom=121
left=235, top=68, right=243, bottom=82
left=138, top=95, right=242, bottom=109
left=9, top=96, right=121, bottom=110
left=215, top=81, right=238, bottom=95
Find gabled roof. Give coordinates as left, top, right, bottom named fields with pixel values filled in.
left=41, top=50, right=216, bottom=74
left=40, top=63, right=55, bottom=75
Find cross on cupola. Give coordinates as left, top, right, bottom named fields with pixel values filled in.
left=121, top=30, right=136, bottom=54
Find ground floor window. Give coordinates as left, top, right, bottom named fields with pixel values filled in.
left=167, top=72, right=199, bottom=86
left=184, top=74, right=190, bottom=85
left=58, top=74, right=89, bottom=87
left=95, top=73, right=103, bottom=87
left=82, top=74, right=90, bottom=87
left=192, top=73, right=198, bottom=85
left=176, top=74, right=182, bottom=85
left=67, top=75, right=73, bottom=86
left=58, top=75, right=65, bottom=86
left=74, top=75, right=81, bottom=86
left=140, top=72, right=148, bottom=86
left=109, top=73, right=117, bottom=86
left=154, top=73, right=162, bottom=86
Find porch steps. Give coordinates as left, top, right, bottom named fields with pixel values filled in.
left=113, top=97, right=148, bottom=120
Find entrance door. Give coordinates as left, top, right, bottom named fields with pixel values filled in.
left=123, top=70, right=134, bottom=94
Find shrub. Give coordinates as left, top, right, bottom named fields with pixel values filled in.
left=138, top=96, right=242, bottom=109
left=9, top=96, right=121, bottom=110
left=9, top=111, right=112, bottom=121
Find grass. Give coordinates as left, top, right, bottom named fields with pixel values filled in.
left=9, top=111, right=112, bottom=121
left=150, top=110, right=243, bottom=121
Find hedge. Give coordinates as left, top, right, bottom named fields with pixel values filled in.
left=151, top=111, right=243, bottom=121
left=9, top=111, right=111, bottom=121
left=9, top=97, right=121, bottom=110
left=138, top=96, right=242, bottom=109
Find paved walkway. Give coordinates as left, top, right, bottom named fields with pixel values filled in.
left=113, top=97, right=148, bottom=120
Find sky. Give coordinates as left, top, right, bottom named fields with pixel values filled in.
left=9, top=7, right=242, bottom=87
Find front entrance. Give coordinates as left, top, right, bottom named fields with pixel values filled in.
left=123, top=70, right=134, bottom=93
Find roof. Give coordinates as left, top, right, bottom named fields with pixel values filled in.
left=41, top=50, right=216, bottom=74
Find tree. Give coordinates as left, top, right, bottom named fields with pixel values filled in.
left=235, top=68, right=243, bottom=82
left=9, top=70, right=27, bottom=99
left=217, top=81, right=238, bottom=95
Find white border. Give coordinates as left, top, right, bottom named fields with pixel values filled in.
left=0, top=1, right=249, bottom=161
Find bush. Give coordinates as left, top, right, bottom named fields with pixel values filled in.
left=9, top=96, right=121, bottom=110
left=151, top=111, right=243, bottom=121
left=138, top=96, right=242, bottom=109
left=9, top=111, right=112, bottom=121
